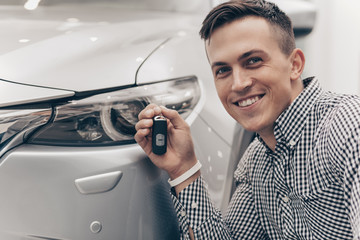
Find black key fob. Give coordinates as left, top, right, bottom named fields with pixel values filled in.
left=152, top=115, right=167, bottom=155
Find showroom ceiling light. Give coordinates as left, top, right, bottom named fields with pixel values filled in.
left=24, top=0, right=41, bottom=11
left=18, top=39, right=30, bottom=43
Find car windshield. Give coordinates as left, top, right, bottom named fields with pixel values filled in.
left=0, top=0, right=210, bottom=13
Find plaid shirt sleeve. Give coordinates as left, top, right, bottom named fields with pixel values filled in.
left=170, top=173, right=268, bottom=239
left=336, top=96, right=360, bottom=239
left=348, top=137, right=360, bottom=239
left=170, top=176, right=232, bottom=239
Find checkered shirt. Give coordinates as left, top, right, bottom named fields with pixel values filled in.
left=171, top=77, right=360, bottom=239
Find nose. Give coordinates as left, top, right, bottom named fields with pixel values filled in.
left=231, top=69, right=252, bottom=92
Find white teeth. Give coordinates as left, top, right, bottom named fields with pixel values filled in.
left=238, top=96, right=260, bottom=107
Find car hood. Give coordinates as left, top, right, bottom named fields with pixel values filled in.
left=0, top=3, right=199, bottom=92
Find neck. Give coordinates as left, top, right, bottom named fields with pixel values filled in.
left=259, top=130, right=276, bottom=152
left=259, top=79, right=304, bottom=152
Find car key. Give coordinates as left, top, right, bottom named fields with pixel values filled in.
left=152, top=115, right=167, bottom=155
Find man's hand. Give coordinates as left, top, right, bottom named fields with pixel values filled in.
left=136, top=104, right=199, bottom=238
left=135, top=104, right=198, bottom=182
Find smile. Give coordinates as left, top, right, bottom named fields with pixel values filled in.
left=235, top=95, right=263, bottom=107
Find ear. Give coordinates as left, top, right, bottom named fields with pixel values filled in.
left=289, top=48, right=305, bottom=81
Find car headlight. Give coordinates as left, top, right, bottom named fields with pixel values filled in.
left=0, top=109, right=52, bottom=153
left=18, top=76, right=200, bottom=146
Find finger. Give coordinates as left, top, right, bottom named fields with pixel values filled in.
left=160, top=106, right=187, bottom=130
left=134, top=128, right=151, bottom=151
left=138, top=104, right=161, bottom=120
left=134, top=128, right=150, bottom=141
left=135, top=118, right=153, bottom=131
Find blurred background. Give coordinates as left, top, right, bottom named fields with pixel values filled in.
left=302, top=0, right=360, bottom=95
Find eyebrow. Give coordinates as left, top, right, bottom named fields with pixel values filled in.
left=211, top=61, right=228, bottom=70
left=211, top=49, right=268, bottom=70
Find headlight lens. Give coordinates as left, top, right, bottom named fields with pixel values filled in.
left=0, top=109, right=52, bottom=153
left=28, top=76, right=200, bottom=146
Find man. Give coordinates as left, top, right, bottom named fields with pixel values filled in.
left=135, top=0, right=360, bottom=239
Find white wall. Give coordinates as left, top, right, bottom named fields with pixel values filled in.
left=302, top=0, right=360, bottom=95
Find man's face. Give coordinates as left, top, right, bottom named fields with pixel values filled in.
left=206, top=16, right=299, bottom=137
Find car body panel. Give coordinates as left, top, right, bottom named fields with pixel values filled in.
left=0, top=18, right=166, bottom=91
left=0, top=3, right=204, bottom=92
left=0, top=80, right=74, bottom=107
left=0, top=113, right=230, bottom=239
left=0, top=144, right=179, bottom=239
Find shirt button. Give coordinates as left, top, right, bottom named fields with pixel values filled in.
left=180, top=210, right=186, bottom=217
left=191, top=202, right=198, bottom=209
left=289, top=140, right=296, bottom=146
left=283, top=196, right=290, bottom=203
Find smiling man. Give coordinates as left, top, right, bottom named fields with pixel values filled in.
left=206, top=14, right=304, bottom=151
left=135, top=0, right=360, bottom=239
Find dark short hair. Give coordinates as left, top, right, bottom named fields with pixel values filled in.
left=200, top=0, right=295, bottom=56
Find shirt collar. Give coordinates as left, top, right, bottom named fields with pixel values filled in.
left=273, top=77, right=322, bottom=149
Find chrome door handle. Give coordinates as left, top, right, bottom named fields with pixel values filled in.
left=75, top=171, right=123, bottom=194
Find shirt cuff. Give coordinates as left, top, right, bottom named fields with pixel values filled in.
left=170, top=176, right=215, bottom=233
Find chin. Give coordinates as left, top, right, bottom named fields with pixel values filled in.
left=236, top=120, right=258, bottom=132
left=243, top=125, right=260, bottom=133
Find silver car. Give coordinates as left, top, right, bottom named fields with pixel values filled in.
left=0, top=0, right=316, bottom=239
